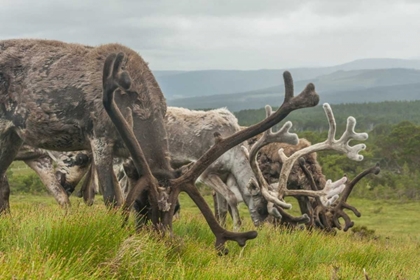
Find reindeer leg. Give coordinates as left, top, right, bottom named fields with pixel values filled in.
left=212, top=191, right=219, bottom=222
left=89, top=137, right=123, bottom=207
left=0, top=129, right=23, bottom=214
left=24, top=155, right=70, bottom=208
left=78, top=164, right=96, bottom=206
left=201, top=173, right=242, bottom=231
left=215, top=192, right=229, bottom=228
left=180, top=182, right=257, bottom=253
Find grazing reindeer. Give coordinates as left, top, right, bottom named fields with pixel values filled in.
left=14, top=145, right=91, bottom=207
left=1, top=38, right=327, bottom=251
left=0, top=39, right=171, bottom=213
left=166, top=107, right=272, bottom=230
left=243, top=137, right=327, bottom=226
left=243, top=103, right=371, bottom=229
left=212, top=133, right=328, bottom=226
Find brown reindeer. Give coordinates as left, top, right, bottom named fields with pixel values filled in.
left=243, top=104, right=374, bottom=231
left=1, top=38, right=324, bottom=251
left=0, top=39, right=170, bottom=212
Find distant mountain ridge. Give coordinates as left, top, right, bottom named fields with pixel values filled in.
left=166, top=67, right=420, bottom=111
left=153, top=58, right=420, bottom=101
left=332, top=58, right=420, bottom=71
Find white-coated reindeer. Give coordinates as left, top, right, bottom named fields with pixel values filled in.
left=165, top=107, right=269, bottom=230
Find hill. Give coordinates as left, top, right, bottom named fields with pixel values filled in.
left=154, top=58, right=420, bottom=100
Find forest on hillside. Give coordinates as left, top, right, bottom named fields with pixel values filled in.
left=235, top=100, right=420, bottom=200
left=235, top=100, right=420, bottom=130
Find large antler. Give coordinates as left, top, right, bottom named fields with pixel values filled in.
left=244, top=115, right=298, bottom=210
left=175, top=71, right=319, bottom=184
left=241, top=107, right=310, bottom=222
left=169, top=71, right=319, bottom=251
left=275, top=103, right=368, bottom=202
left=102, top=53, right=161, bottom=226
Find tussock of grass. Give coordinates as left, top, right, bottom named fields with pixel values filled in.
left=1, top=195, right=419, bottom=279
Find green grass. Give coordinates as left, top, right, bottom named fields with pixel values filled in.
left=1, top=194, right=419, bottom=279
left=348, top=198, right=420, bottom=238
left=9, top=161, right=35, bottom=176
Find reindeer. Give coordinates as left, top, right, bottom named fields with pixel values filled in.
left=243, top=137, right=327, bottom=227
left=0, top=39, right=158, bottom=212
left=242, top=103, right=376, bottom=231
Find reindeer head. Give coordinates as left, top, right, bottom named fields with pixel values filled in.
left=102, top=52, right=174, bottom=184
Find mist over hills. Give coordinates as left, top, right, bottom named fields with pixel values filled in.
left=152, top=58, right=420, bottom=111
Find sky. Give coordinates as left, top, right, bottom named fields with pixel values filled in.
left=1, top=0, right=419, bottom=70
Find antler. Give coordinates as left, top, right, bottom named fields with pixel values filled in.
left=241, top=108, right=311, bottom=222
left=244, top=108, right=299, bottom=210
left=276, top=103, right=368, bottom=201
left=296, top=157, right=328, bottom=229
left=299, top=159, right=381, bottom=231
left=329, top=163, right=381, bottom=231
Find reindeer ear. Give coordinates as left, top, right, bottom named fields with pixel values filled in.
left=118, top=71, right=131, bottom=90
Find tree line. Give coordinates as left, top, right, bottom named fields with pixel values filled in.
left=235, top=100, right=420, bottom=131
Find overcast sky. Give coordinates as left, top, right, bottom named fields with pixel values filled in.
left=1, top=0, right=419, bottom=70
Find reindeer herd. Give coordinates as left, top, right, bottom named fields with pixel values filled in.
left=0, top=39, right=380, bottom=253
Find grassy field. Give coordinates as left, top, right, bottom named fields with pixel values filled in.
left=1, top=193, right=419, bottom=279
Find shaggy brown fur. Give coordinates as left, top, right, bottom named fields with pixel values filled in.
left=246, top=134, right=327, bottom=227
left=0, top=39, right=172, bottom=212
left=247, top=135, right=326, bottom=191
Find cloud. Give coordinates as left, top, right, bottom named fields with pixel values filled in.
left=0, top=0, right=419, bottom=70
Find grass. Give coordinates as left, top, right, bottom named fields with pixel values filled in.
left=1, top=193, right=419, bottom=279
left=9, top=161, right=35, bottom=176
